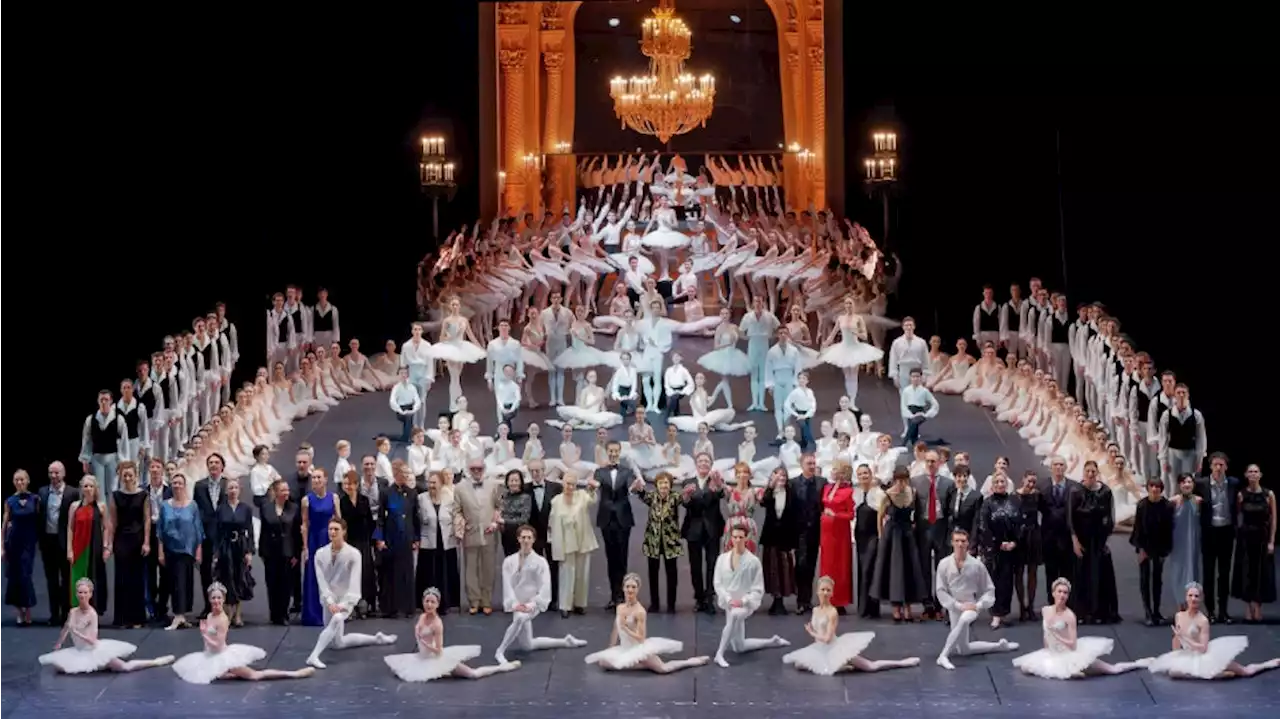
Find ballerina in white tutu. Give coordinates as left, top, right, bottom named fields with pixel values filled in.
left=385, top=587, right=522, bottom=682
left=667, top=373, right=754, bottom=434
left=548, top=369, right=624, bottom=430
left=552, top=305, right=614, bottom=399
left=39, top=578, right=176, bottom=675
left=1012, top=577, right=1152, bottom=679
left=640, top=195, right=691, bottom=279
left=172, top=582, right=315, bottom=683
left=818, top=297, right=885, bottom=409
left=698, top=309, right=750, bottom=409
left=1147, top=582, right=1280, bottom=680
left=584, top=572, right=711, bottom=673
left=544, top=423, right=602, bottom=477
left=783, top=576, right=920, bottom=675
left=429, top=297, right=487, bottom=406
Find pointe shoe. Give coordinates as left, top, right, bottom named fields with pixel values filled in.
left=378, top=633, right=398, bottom=644
left=296, top=667, right=317, bottom=678
left=936, top=656, right=955, bottom=670
left=902, top=657, right=921, bottom=667
left=494, top=653, right=508, bottom=665
left=155, top=655, right=177, bottom=666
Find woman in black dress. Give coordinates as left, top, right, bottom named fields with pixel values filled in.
left=852, top=464, right=884, bottom=619
left=1232, top=464, right=1276, bottom=622
left=1068, top=461, right=1120, bottom=624
left=1013, top=470, right=1042, bottom=621
left=498, top=470, right=532, bottom=557
left=259, top=480, right=301, bottom=625
left=978, top=472, right=1023, bottom=628
left=870, top=467, right=926, bottom=622
left=3, top=469, right=39, bottom=625
left=214, top=479, right=255, bottom=627
left=338, top=469, right=376, bottom=618
left=760, top=467, right=797, bottom=615
left=109, top=461, right=150, bottom=628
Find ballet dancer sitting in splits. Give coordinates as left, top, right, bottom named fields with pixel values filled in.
left=585, top=572, right=711, bottom=673
left=39, top=578, right=176, bottom=675
left=493, top=525, right=588, bottom=664
left=172, top=582, right=315, bottom=683
left=782, top=575, right=920, bottom=675
left=712, top=525, right=791, bottom=667
left=1147, top=581, right=1280, bottom=680
left=306, top=517, right=397, bottom=669
left=1012, top=577, right=1152, bottom=679
left=384, top=587, right=522, bottom=682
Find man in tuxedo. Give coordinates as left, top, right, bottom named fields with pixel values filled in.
left=525, top=460, right=562, bottom=611
left=681, top=452, right=725, bottom=615
left=192, top=453, right=229, bottom=615
left=1194, top=452, right=1240, bottom=623
left=788, top=454, right=826, bottom=613
left=912, top=451, right=955, bottom=619
left=593, top=441, right=636, bottom=608
left=1038, top=457, right=1081, bottom=605
left=945, top=466, right=983, bottom=542
left=37, top=461, right=79, bottom=625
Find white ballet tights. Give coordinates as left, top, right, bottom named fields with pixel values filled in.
left=710, top=379, right=734, bottom=410
left=573, top=370, right=586, bottom=401
left=447, top=362, right=464, bottom=406
left=937, top=609, right=1017, bottom=669
left=308, top=611, right=395, bottom=668
left=714, top=607, right=789, bottom=666
left=493, top=610, right=586, bottom=663
left=847, top=656, right=920, bottom=672
left=842, top=367, right=860, bottom=408
left=452, top=661, right=520, bottom=679
left=106, top=656, right=174, bottom=672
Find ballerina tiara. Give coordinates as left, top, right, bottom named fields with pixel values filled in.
left=423, top=587, right=441, bottom=601
left=75, top=577, right=95, bottom=592
left=207, top=581, right=228, bottom=598
left=623, top=571, right=642, bottom=587
left=1051, top=577, right=1072, bottom=593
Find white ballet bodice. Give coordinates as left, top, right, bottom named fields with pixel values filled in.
left=415, top=623, right=437, bottom=653
left=815, top=438, right=838, bottom=464
left=491, top=439, right=514, bottom=462
left=452, top=411, right=474, bottom=431
left=560, top=442, right=581, bottom=465
left=1043, top=615, right=1071, bottom=652
left=578, top=386, right=605, bottom=411
left=738, top=442, right=757, bottom=462
left=68, top=611, right=96, bottom=650
left=615, top=613, right=643, bottom=649
left=442, top=318, right=465, bottom=342
left=840, top=328, right=862, bottom=346
left=524, top=439, right=544, bottom=460
left=714, top=325, right=739, bottom=348
left=689, top=390, right=710, bottom=416
left=656, top=208, right=678, bottom=230
left=809, top=610, right=834, bottom=641
left=571, top=324, right=593, bottom=346
left=615, top=330, right=639, bottom=352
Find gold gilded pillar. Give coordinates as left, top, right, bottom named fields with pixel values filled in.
left=499, top=45, right=528, bottom=212
left=805, top=0, right=826, bottom=206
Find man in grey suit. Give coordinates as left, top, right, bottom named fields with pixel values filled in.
left=593, top=441, right=637, bottom=609
left=912, top=451, right=954, bottom=620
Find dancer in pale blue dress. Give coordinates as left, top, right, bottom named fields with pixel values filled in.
left=1164, top=474, right=1202, bottom=610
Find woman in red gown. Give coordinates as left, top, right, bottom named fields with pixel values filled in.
left=819, top=463, right=856, bottom=608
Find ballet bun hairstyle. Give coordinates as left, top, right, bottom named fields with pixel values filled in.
left=816, top=576, right=835, bottom=589
left=623, top=572, right=642, bottom=589
left=1050, top=577, right=1072, bottom=595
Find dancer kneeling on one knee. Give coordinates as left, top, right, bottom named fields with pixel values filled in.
left=1146, top=581, right=1279, bottom=680
left=385, top=587, right=522, bottom=681
left=783, top=576, right=920, bottom=675
left=935, top=529, right=1019, bottom=670
left=585, top=572, right=710, bottom=673
left=307, top=517, right=397, bottom=669
left=172, top=582, right=315, bottom=683
left=39, top=578, right=176, bottom=675
left=1012, top=577, right=1152, bottom=679
left=494, top=525, right=587, bottom=664
left=712, top=525, right=791, bottom=668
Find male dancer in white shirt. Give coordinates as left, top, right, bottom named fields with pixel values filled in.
left=1067, top=302, right=1092, bottom=404
left=400, top=322, right=436, bottom=429
left=888, top=317, right=929, bottom=390
left=495, top=364, right=522, bottom=431
left=609, top=351, right=640, bottom=417
left=206, top=311, right=235, bottom=407
left=900, top=368, right=939, bottom=447
left=998, top=283, right=1026, bottom=359
left=312, top=288, right=341, bottom=350
left=662, top=352, right=695, bottom=421
left=636, top=299, right=675, bottom=412
left=79, top=390, right=131, bottom=493
left=307, top=517, right=397, bottom=669
left=267, top=292, right=296, bottom=374
left=765, top=326, right=801, bottom=445
left=1044, top=293, right=1074, bottom=391
left=934, top=529, right=1018, bottom=670
left=493, top=525, right=587, bottom=664
left=740, top=296, right=780, bottom=412
left=784, top=371, right=817, bottom=450
left=1157, top=383, right=1207, bottom=491
left=389, top=368, right=423, bottom=443
left=115, top=379, right=151, bottom=483
left=486, top=319, right=525, bottom=423
left=972, top=285, right=1000, bottom=349
left=540, top=292, right=574, bottom=407
left=1127, top=353, right=1160, bottom=480
left=712, top=526, right=790, bottom=667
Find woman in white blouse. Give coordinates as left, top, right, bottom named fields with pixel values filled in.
left=548, top=472, right=599, bottom=617
left=416, top=472, right=460, bottom=614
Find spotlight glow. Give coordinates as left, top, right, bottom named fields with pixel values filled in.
left=608, top=18, right=620, bottom=28
left=729, top=14, right=741, bottom=23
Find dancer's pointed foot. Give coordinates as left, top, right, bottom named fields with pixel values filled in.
left=936, top=655, right=955, bottom=670
left=714, top=655, right=730, bottom=668
left=306, top=656, right=326, bottom=670
left=565, top=634, right=588, bottom=647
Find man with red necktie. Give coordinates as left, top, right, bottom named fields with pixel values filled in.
left=911, top=451, right=954, bottom=620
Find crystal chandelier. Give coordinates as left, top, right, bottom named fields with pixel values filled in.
left=609, top=0, right=715, bottom=144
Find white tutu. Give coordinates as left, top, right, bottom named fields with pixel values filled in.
left=696, top=346, right=751, bottom=376
left=39, top=639, right=137, bottom=674
left=716, top=248, right=754, bottom=276
left=640, top=228, right=691, bottom=250
left=672, top=316, right=722, bottom=335
left=557, top=405, right=624, bottom=428
left=818, top=338, right=884, bottom=368
left=655, top=453, right=696, bottom=479
left=553, top=344, right=613, bottom=370
left=432, top=340, right=487, bottom=364
left=172, top=644, right=267, bottom=684
left=782, top=631, right=875, bottom=676
left=1148, top=636, right=1249, bottom=679
left=1012, top=637, right=1115, bottom=679
left=668, top=408, right=739, bottom=433
left=628, top=443, right=666, bottom=470
left=384, top=645, right=482, bottom=682
left=691, top=253, right=721, bottom=274
left=521, top=347, right=552, bottom=372
left=585, top=637, right=684, bottom=669
left=795, top=344, right=822, bottom=370
left=609, top=252, right=655, bottom=275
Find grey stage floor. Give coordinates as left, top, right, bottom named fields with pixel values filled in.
left=4, top=334, right=1279, bottom=718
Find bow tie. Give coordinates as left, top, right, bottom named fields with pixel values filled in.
left=609, top=464, right=619, bottom=470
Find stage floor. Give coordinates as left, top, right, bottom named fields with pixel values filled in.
left=4, top=334, right=1279, bottom=718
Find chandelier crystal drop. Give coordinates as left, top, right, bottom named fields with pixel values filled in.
left=609, top=0, right=715, bottom=144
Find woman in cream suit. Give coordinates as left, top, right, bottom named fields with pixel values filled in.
left=416, top=472, right=460, bottom=614
left=549, top=471, right=599, bottom=616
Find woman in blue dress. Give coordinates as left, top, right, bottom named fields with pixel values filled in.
left=1165, top=473, right=1203, bottom=611
left=301, top=468, right=339, bottom=626
left=3, top=469, right=40, bottom=625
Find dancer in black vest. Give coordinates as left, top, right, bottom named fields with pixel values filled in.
left=999, top=284, right=1025, bottom=359
left=1158, top=384, right=1206, bottom=492
left=1046, top=294, right=1073, bottom=391
left=972, top=286, right=1001, bottom=351
left=116, top=380, right=151, bottom=485
left=79, top=390, right=128, bottom=494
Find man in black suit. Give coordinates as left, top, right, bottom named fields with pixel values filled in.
left=911, top=451, right=955, bottom=619
left=593, top=441, right=636, bottom=608
left=294, top=449, right=315, bottom=501
left=788, top=453, right=826, bottom=614
left=681, top=452, right=725, bottom=615
left=1194, top=452, right=1241, bottom=623
left=143, top=459, right=173, bottom=622
left=356, top=454, right=390, bottom=616
left=37, top=461, right=79, bottom=625
left=1038, top=457, right=1081, bottom=605
left=945, top=466, right=983, bottom=542
left=192, top=453, right=230, bottom=615
left=259, top=478, right=302, bottom=625
left=525, top=459, right=562, bottom=611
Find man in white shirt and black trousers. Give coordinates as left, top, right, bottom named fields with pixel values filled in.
left=899, top=368, right=939, bottom=447
left=494, top=364, right=522, bottom=434
left=662, top=352, right=694, bottom=422
left=609, top=351, right=640, bottom=417
left=783, top=371, right=817, bottom=451
left=486, top=319, right=525, bottom=424
left=593, top=442, right=637, bottom=608
left=389, top=368, right=422, bottom=444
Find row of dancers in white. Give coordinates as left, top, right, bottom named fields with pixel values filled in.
left=39, top=522, right=1278, bottom=683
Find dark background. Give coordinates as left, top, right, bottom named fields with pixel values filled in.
left=6, top=1, right=1270, bottom=492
